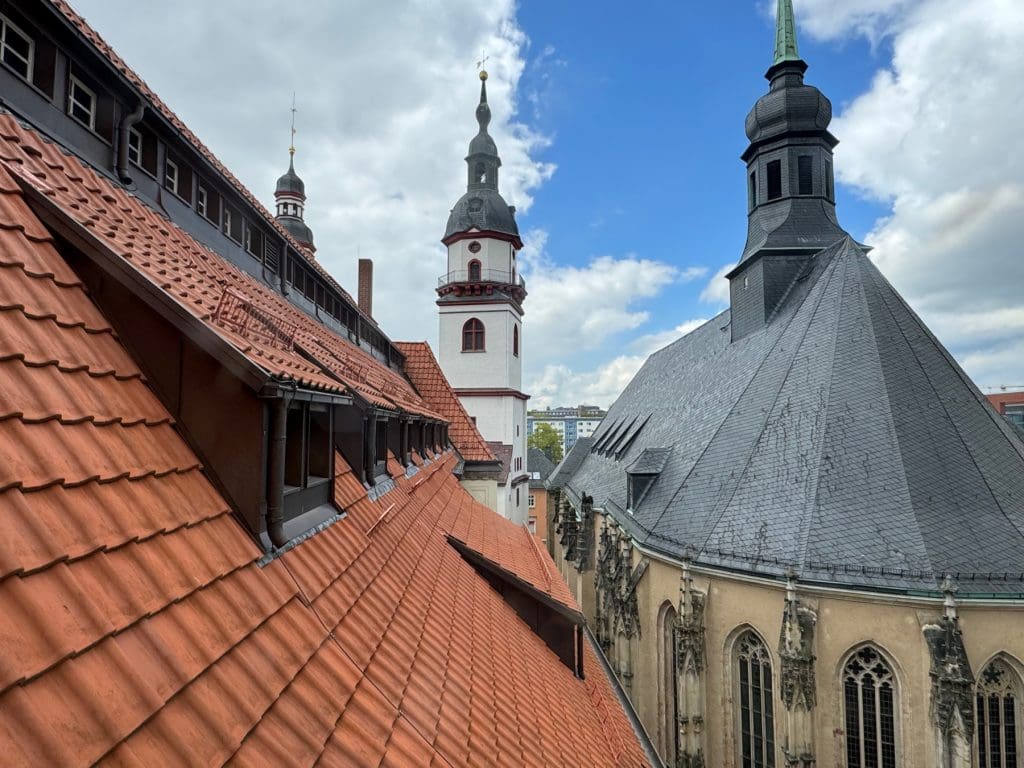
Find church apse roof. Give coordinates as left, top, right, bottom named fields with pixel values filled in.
left=565, top=237, right=1024, bottom=594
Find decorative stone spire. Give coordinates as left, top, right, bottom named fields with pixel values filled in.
left=774, top=0, right=801, bottom=65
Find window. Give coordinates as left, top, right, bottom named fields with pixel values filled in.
left=165, top=159, right=179, bottom=195
left=127, top=128, right=142, bottom=167
left=516, top=487, right=520, bottom=505
left=468, top=259, right=482, bottom=281
left=528, top=494, right=536, bottom=508
left=977, top=658, right=1021, bottom=768
left=462, top=318, right=485, bottom=351
left=798, top=156, right=813, bottom=196
left=1006, top=405, right=1024, bottom=429
left=1, top=14, right=33, bottom=81
left=513, top=325, right=519, bottom=357
left=284, top=403, right=332, bottom=490
left=843, top=646, right=897, bottom=768
left=68, top=75, right=96, bottom=130
left=735, top=631, right=775, bottom=768
left=825, top=160, right=835, bottom=202
left=749, top=171, right=757, bottom=210
left=627, top=474, right=655, bottom=511
left=527, top=516, right=537, bottom=534
left=659, top=603, right=679, bottom=765
left=196, top=185, right=208, bottom=218
left=766, top=159, right=782, bottom=201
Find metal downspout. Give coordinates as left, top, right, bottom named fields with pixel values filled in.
left=266, top=397, right=288, bottom=548
left=116, top=103, right=145, bottom=183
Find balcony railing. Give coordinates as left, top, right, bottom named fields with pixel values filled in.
left=438, top=268, right=527, bottom=289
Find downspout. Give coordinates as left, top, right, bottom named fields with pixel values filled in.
left=116, top=103, right=146, bottom=183
left=266, top=397, right=288, bottom=548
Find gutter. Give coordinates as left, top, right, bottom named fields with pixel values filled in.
left=584, top=624, right=665, bottom=768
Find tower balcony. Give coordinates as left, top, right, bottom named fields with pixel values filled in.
left=437, top=268, right=527, bottom=303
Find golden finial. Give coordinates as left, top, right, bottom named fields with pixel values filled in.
left=289, top=92, right=297, bottom=157
left=476, top=50, right=489, bottom=80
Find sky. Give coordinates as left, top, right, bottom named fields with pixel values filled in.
left=70, top=0, right=1024, bottom=409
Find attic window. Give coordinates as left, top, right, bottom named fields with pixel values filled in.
left=1, top=14, right=33, bottom=81
left=283, top=402, right=334, bottom=519
left=766, top=160, right=782, bottom=201
left=798, top=156, right=813, bottom=196
left=127, top=128, right=142, bottom=166
left=196, top=185, right=208, bottom=217
left=165, top=159, right=179, bottom=195
left=68, top=75, right=96, bottom=130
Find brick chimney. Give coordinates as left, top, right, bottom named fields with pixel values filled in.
left=358, top=258, right=373, bottom=318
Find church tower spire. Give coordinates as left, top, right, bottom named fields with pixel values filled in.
left=274, top=97, right=315, bottom=254
left=727, top=0, right=850, bottom=340
left=435, top=65, right=529, bottom=524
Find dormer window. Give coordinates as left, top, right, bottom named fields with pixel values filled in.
left=127, top=128, right=142, bottom=167
left=165, top=159, right=179, bottom=195
left=766, top=159, right=782, bottom=201
left=283, top=401, right=334, bottom=520
left=1, top=14, right=33, bottom=81
left=68, top=75, right=96, bottom=130
left=627, top=474, right=656, bottom=511
left=196, top=185, right=208, bottom=218
left=625, top=447, right=670, bottom=511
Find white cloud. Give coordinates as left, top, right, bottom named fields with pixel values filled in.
left=528, top=355, right=648, bottom=411
left=823, top=0, right=1024, bottom=388
left=519, top=230, right=682, bottom=359
left=700, top=263, right=735, bottom=306
left=630, top=318, right=709, bottom=357
left=69, top=0, right=554, bottom=345
left=791, top=0, right=918, bottom=43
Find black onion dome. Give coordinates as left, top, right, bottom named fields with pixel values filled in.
left=275, top=157, right=306, bottom=198
left=444, top=188, right=519, bottom=240
left=745, top=62, right=833, bottom=145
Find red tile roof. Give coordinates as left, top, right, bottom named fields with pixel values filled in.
left=0, top=112, right=441, bottom=420
left=395, top=341, right=495, bottom=462
left=48, top=0, right=361, bottom=312
left=0, top=165, right=648, bottom=766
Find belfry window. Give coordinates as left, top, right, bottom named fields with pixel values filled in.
left=462, top=318, right=485, bottom=351
left=798, top=156, right=813, bottom=196
left=766, top=160, right=782, bottom=201
left=475, top=161, right=486, bottom=184
left=976, top=658, right=1021, bottom=768
left=843, top=646, right=898, bottom=768
left=513, top=325, right=519, bottom=357
left=0, top=14, right=33, bottom=81
left=735, top=630, right=776, bottom=768
left=468, top=259, right=482, bottom=281
left=749, top=171, right=758, bottom=210
left=825, top=160, right=835, bottom=202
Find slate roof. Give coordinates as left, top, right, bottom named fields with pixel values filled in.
left=528, top=447, right=556, bottom=489
left=0, top=165, right=648, bottom=766
left=394, top=341, right=495, bottom=462
left=565, top=237, right=1024, bottom=594
left=0, top=111, right=440, bottom=420
left=488, top=441, right=515, bottom=485
left=546, top=437, right=594, bottom=491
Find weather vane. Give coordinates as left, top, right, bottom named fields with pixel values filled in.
left=289, top=92, right=297, bottom=157
left=476, top=50, right=489, bottom=79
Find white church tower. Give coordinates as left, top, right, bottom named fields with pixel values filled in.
left=437, top=68, right=529, bottom=523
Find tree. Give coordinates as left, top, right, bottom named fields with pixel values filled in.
left=529, top=423, right=563, bottom=464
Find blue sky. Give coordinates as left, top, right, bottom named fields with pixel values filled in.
left=71, top=0, right=1024, bottom=408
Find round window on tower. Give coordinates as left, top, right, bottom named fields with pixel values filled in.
left=468, top=241, right=481, bottom=254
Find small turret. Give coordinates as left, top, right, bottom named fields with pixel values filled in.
left=274, top=101, right=315, bottom=254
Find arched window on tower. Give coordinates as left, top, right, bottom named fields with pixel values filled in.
left=462, top=318, right=485, bottom=352
left=976, top=657, right=1021, bottom=768
left=475, top=162, right=486, bottom=184
left=734, top=630, right=775, bottom=767
left=513, top=325, right=519, bottom=357
left=843, top=646, right=898, bottom=768
left=468, top=259, right=482, bottom=282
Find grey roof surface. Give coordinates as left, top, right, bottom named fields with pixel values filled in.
left=626, top=448, right=671, bottom=476
left=444, top=188, right=519, bottom=241
left=277, top=215, right=313, bottom=245
left=275, top=157, right=305, bottom=197
left=565, top=237, right=1024, bottom=594
left=487, top=441, right=513, bottom=485
left=528, top=447, right=557, bottom=489
left=547, top=437, right=594, bottom=491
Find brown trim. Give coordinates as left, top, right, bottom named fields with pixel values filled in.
left=437, top=296, right=525, bottom=313
left=442, top=228, right=523, bottom=250
left=454, top=387, right=530, bottom=401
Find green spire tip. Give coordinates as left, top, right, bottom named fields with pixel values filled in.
left=773, top=0, right=801, bottom=65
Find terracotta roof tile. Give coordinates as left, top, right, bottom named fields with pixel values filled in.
left=395, top=341, right=495, bottom=461
left=0, top=92, right=647, bottom=768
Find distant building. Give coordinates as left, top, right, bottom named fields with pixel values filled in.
left=988, top=389, right=1024, bottom=432
left=528, top=404, right=607, bottom=456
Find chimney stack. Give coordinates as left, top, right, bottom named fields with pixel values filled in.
left=358, top=258, right=373, bottom=318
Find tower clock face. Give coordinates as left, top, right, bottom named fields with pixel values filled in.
left=468, top=241, right=482, bottom=253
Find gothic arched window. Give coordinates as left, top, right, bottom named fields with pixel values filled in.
left=513, top=325, right=519, bottom=357
left=977, top=658, right=1021, bottom=768
left=735, top=630, right=775, bottom=767
left=462, top=318, right=485, bottom=352
left=658, top=603, right=678, bottom=765
left=843, top=646, right=898, bottom=768
left=468, top=259, right=482, bottom=282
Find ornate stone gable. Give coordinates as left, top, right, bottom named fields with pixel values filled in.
left=674, top=561, right=706, bottom=675
left=594, top=520, right=646, bottom=645
left=778, top=576, right=817, bottom=712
